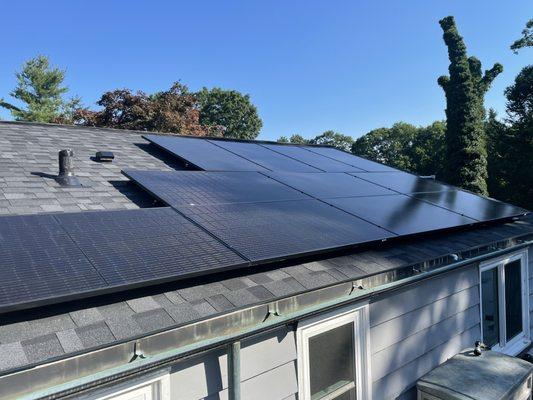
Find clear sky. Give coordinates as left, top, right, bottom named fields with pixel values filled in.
left=1, top=1, right=531, bottom=140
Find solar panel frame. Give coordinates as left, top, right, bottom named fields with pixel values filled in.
left=305, top=146, right=399, bottom=172
left=262, top=172, right=396, bottom=199
left=412, top=190, right=529, bottom=222
left=208, top=140, right=322, bottom=172
left=326, top=195, right=477, bottom=236
left=144, top=134, right=269, bottom=171
left=350, top=171, right=456, bottom=194
left=260, top=144, right=365, bottom=172
left=124, top=170, right=311, bottom=206
left=175, top=199, right=394, bottom=263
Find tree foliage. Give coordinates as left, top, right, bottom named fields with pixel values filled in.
left=197, top=87, right=262, bottom=139
left=438, top=16, right=502, bottom=195
left=351, top=121, right=445, bottom=175
left=74, top=82, right=218, bottom=136
left=1, top=55, right=80, bottom=123
left=308, top=130, right=353, bottom=151
left=511, top=18, right=533, bottom=53
left=277, top=134, right=308, bottom=144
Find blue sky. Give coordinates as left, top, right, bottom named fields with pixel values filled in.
left=1, top=1, right=531, bottom=140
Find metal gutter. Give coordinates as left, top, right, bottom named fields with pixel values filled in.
left=4, top=235, right=532, bottom=400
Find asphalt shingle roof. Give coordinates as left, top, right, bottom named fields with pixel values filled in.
left=0, top=121, right=531, bottom=374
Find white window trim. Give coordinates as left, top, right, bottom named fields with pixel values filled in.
left=80, top=370, right=170, bottom=400
left=296, top=301, right=372, bottom=400
left=479, top=250, right=530, bottom=356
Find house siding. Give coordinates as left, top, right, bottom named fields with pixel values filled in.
left=529, top=246, right=533, bottom=339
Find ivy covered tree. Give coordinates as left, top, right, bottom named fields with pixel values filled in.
left=309, top=130, right=353, bottom=151
left=438, top=16, right=502, bottom=195
left=511, top=18, right=533, bottom=53
left=1, top=55, right=81, bottom=123
left=197, top=87, right=262, bottom=139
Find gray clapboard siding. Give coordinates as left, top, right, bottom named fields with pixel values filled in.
left=372, top=305, right=479, bottom=381
left=372, top=325, right=479, bottom=400
left=169, top=327, right=297, bottom=400
left=369, top=265, right=480, bottom=399
left=370, top=266, right=478, bottom=327
left=371, top=285, right=479, bottom=354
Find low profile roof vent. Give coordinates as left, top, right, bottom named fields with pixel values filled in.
left=95, top=151, right=114, bottom=162
left=56, top=149, right=82, bottom=187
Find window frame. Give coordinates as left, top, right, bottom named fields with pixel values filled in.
left=296, top=301, right=372, bottom=400
left=479, top=250, right=530, bottom=355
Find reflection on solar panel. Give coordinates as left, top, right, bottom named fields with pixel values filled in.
left=209, top=140, right=321, bottom=172
left=0, top=214, right=106, bottom=311
left=305, top=146, right=398, bottom=172
left=351, top=171, right=454, bottom=194
left=177, top=200, right=393, bottom=262
left=260, top=144, right=364, bottom=172
left=144, top=134, right=268, bottom=171
left=327, top=195, right=476, bottom=235
left=124, top=170, right=310, bottom=206
left=413, top=191, right=528, bottom=221
left=263, top=172, right=395, bottom=199
left=55, top=208, right=247, bottom=285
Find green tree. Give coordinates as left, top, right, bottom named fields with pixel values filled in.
left=438, top=16, right=503, bottom=195
left=197, top=87, right=262, bottom=139
left=1, top=55, right=80, bottom=123
left=277, top=134, right=308, bottom=144
left=309, top=130, right=353, bottom=152
left=405, top=121, right=446, bottom=176
left=511, top=18, right=533, bottom=53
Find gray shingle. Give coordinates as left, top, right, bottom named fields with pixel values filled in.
left=133, top=309, right=174, bottom=332
left=22, top=334, right=64, bottom=364
left=69, top=308, right=104, bottom=327
left=0, top=342, right=28, bottom=371
left=75, top=322, right=116, bottom=349
left=56, top=329, right=84, bottom=353
left=126, top=297, right=161, bottom=313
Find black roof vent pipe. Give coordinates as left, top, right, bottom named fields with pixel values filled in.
left=56, top=149, right=82, bottom=187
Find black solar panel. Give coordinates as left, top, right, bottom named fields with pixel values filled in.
left=144, top=134, right=268, bottom=171
left=55, top=208, right=247, bottom=285
left=177, top=200, right=393, bottom=262
left=124, top=170, right=310, bottom=206
left=261, top=144, right=364, bottom=172
left=209, top=140, right=321, bottom=172
left=413, top=191, right=528, bottom=221
left=306, top=146, right=398, bottom=172
left=327, top=195, right=476, bottom=235
left=0, top=214, right=106, bottom=311
left=263, top=172, right=395, bottom=199
left=350, top=171, right=454, bottom=194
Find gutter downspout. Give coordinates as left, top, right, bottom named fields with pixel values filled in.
left=227, top=342, right=241, bottom=400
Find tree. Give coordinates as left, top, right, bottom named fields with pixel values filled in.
left=405, top=121, right=446, bottom=176
left=75, top=82, right=217, bottom=136
left=309, top=130, right=353, bottom=152
left=1, top=55, right=80, bottom=123
left=197, top=87, right=262, bottom=139
left=511, top=18, right=533, bottom=53
left=437, top=16, right=503, bottom=195
left=277, top=134, right=308, bottom=144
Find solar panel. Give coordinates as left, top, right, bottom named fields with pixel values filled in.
left=350, top=171, right=454, bottom=194
left=263, top=172, right=395, bottom=199
left=176, top=200, right=393, bottom=262
left=413, top=191, right=528, bottom=221
left=327, top=195, right=476, bottom=235
left=261, top=144, right=364, bottom=172
left=305, top=146, right=398, bottom=172
left=55, top=208, right=247, bottom=285
left=144, top=134, right=268, bottom=171
left=124, top=170, right=310, bottom=206
left=209, top=140, right=321, bottom=172
left=0, top=214, right=106, bottom=311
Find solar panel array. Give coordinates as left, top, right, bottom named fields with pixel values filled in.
left=1, top=134, right=528, bottom=312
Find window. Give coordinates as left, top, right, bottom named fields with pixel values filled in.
left=297, top=302, right=371, bottom=400
left=84, top=373, right=170, bottom=400
left=480, top=251, right=529, bottom=355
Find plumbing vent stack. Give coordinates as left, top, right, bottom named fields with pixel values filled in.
left=56, top=149, right=82, bottom=187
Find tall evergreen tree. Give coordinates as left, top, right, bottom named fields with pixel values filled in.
left=511, top=18, right=533, bottom=53
left=438, top=16, right=502, bottom=195
left=1, top=55, right=80, bottom=123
